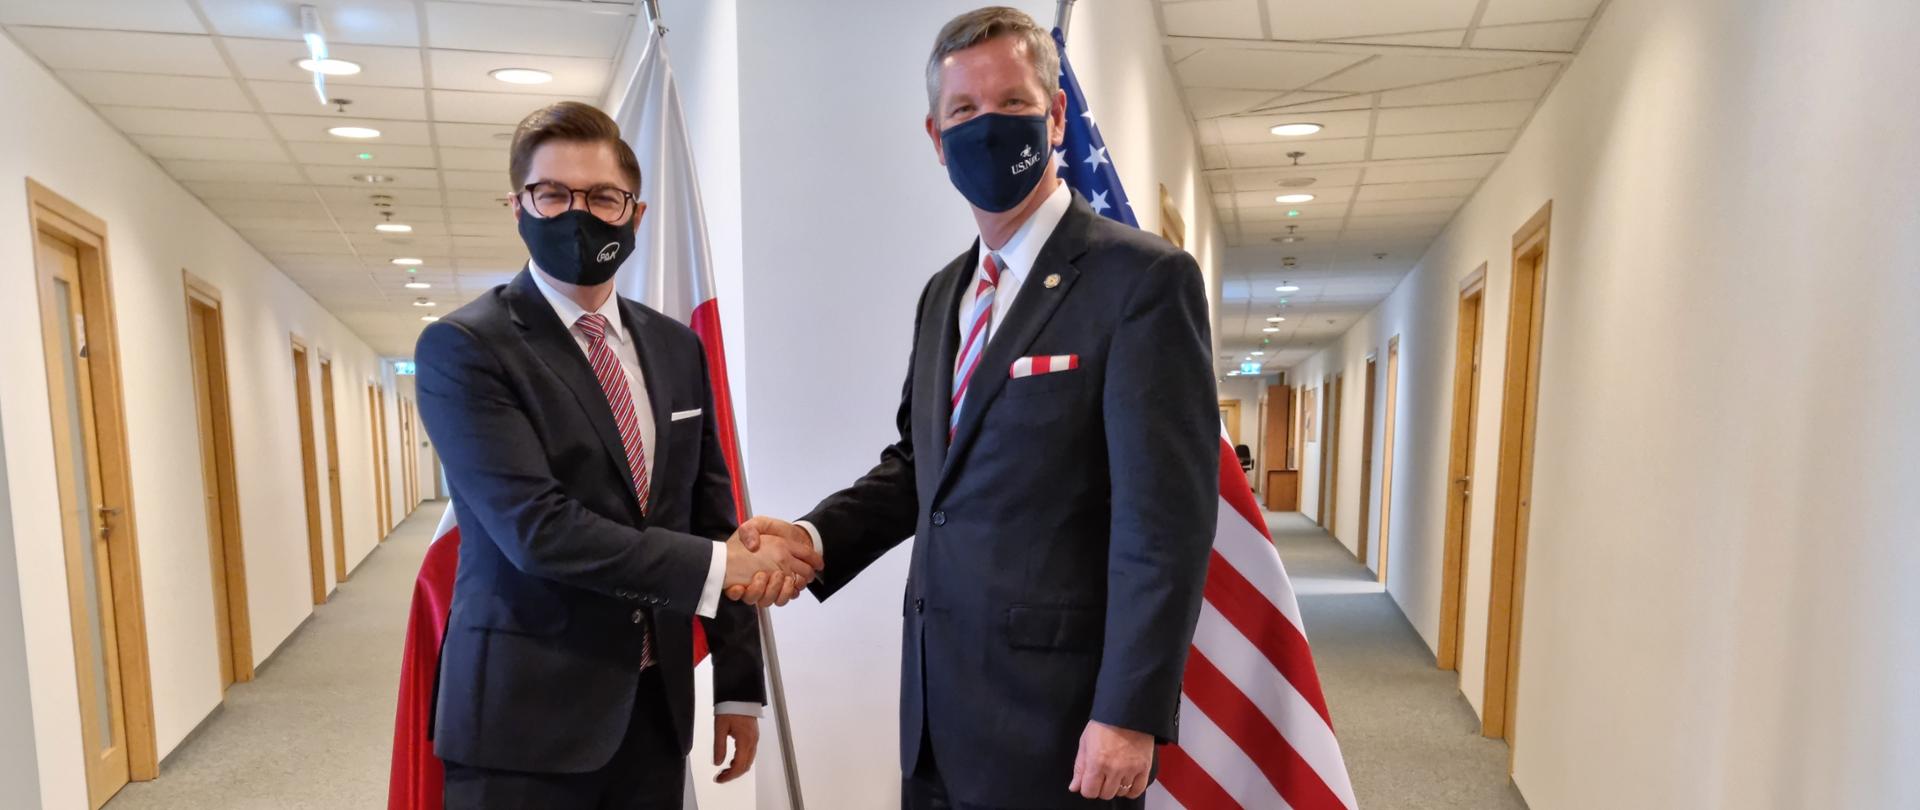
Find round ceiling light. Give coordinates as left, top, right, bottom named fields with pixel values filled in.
left=421, top=315, right=440, bottom=322
left=1269, top=123, right=1323, bottom=137
left=405, top=281, right=432, bottom=290
left=375, top=223, right=413, bottom=233
left=297, top=58, right=362, bottom=76
left=1277, top=177, right=1317, bottom=188
left=1262, top=327, right=1280, bottom=333
left=1276, top=284, right=1301, bottom=293
left=412, top=298, right=437, bottom=307
left=391, top=257, right=423, bottom=265
left=353, top=173, right=394, bottom=183
left=328, top=126, right=381, bottom=139
left=1275, top=193, right=1316, bottom=204
left=489, top=68, right=554, bottom=85
left=1267, top=316, right=1285, bottom=323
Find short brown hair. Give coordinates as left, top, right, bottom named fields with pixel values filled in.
left=508, top=101, right=642, bottom=192
left=926, top=6, right=1060, bottom=114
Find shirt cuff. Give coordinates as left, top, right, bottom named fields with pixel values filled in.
left=696, top=539, right=727, bottom=619
left=714, top=701, right=763, bottom=717
left=794, top=520, right=824, bottom=563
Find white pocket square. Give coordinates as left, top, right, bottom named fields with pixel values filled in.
left=670, top=409, right=703, bottom=421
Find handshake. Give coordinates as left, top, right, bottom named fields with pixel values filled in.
left=720, top=517, right=822, bottom=608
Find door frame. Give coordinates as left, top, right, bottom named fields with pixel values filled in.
left=289, top=338, right=326, bottom=605
left=1484, top=202, right=1554, bottom=745
left=319, top=358, right=348, bottom=583
left=26, top=179, right=161, bottom=785
left=1376, top=335, right=1402, bottom=585
left=182, top=272, right=253, bottom=687
left=1315, top=378, right=1332, bottom=526
left=1438, top=266, right=1489, bottom=671
left=1219, top=399, right=1242, bottom=447
left=1356, top=355, right=1379, bottom=567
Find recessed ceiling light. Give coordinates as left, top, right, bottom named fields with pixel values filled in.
left=1276, top=193, right=1315, bottom=204
left=391, top=257, right=423, bottom=265
left=1277, top=177, right=1317, bottom=188
left=489, top=68, right=554, bottom=85
left=412, top=299, right=436, bottom=307
left=328, top=126, right=381, bottom=139
left=1267, top=316, right=1285, bottom=323
left=1276, top=284, right=1301, bottom=293
left=405, top=281, right=432, bottom=290
left=1251, top=351, right=1265, bottom=356
left=375, top=223, right=413, bottom=233
left=353, top=173, right=393, bottom=183
left=297, top=58, right=362, bottom=76
left=420, top=315, right=440, bottom=323
left=1270, top=123, right=1323, bottom=137
left=1262, top=327, right=1280, bottom=333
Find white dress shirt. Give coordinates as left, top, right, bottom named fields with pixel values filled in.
left=797, top=183, right=1074, bottom=562
left=529, top=267, right=759, bottom=716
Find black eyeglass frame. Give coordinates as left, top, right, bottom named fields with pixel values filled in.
left=517, top=181, right=639, bottom=224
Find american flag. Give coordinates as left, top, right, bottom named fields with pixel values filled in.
left=1052, top=29, right=1359, bottom=810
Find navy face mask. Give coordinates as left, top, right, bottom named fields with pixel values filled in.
left=518, top=208, right=635, bottom=287
left=940, top=112, right=1052, bottom=213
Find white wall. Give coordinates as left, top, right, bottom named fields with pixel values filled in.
left=731, top=1, right=1224, bottom=806
left=0, top=31, right=399, bottom=808
left=1286, top=0, right=1920, bottom=806
left=0, top=402, right=41, bottom=805
left=1216, top=374, right=1267, bottom=454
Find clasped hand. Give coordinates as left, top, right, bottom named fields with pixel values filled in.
left=722, top=517, right=822, bottom=608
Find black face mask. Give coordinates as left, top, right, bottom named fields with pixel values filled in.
left=518, top=208, right=635, bottom=286
left=940, top=112, right=1052, bottom=213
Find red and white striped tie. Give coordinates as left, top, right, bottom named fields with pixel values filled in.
left=576, top=312, right=654, bottom=670
left=951, top=252, right=1003, bottom=442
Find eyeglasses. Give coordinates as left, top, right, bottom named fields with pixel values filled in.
left=519, top=181, right=637, bottom=224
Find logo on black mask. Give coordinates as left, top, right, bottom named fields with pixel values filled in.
left=597, top=242, right=621, bottom=263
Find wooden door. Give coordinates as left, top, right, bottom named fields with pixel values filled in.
left=1219, top=400, right=1241, bottom=447
left=1325, top=374, right=1343, bottom=538
left=291, top=342, right=326, bottom=605
left=1356, top=357, right=1379, bottom=567
left=320, top=360, right=347, bottom=583
left=30, top=182, right=158, bottom=806
left=1439, top=269, right=1488, bottom=671
left=1376, top=336, right=1402, bottom=585
left=1485, top=203, right=1554, bottom=747
left=184, top=279, right=252, bottom=689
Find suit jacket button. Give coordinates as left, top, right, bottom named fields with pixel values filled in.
left=632, top=609, right=646, bottom=624
left=914, top=598, right=925, bottom=614
left=931, top=511, right=946, bottom=527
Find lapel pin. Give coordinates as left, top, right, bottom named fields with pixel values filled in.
left=1044, top=273, right=1061, bottom=289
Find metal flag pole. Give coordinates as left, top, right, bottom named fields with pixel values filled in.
left=634, top=6, right=805, bottom=807
left=1056, top=0, right=1079, bottom=38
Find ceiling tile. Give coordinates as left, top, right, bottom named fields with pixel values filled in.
left=1253, top=93, right=1375, bottom=114
left=132, top=134, right=287, bottom=162
left=1378, top=63, right=1560, bottom=106
left=225, top=215, right=340, bottom=232
left=431, top=89, right=590, bottom=125
left=56, top=70, right=250, bottom=111
left=1216, top=166, right=1365, bottom=191
left=1311, top=53, right=1540, bottom=93
left=289, top=141, right=438, bottom=168
left=1161, top=0, right=1265, bottom=38
left=1184, top=88, right=1292, bottom=118
left=1470, top=20, right=1588, bottom=52
left=437, top=146, right=506, bottom=172
left=251, top=80, right=428, bottom=118
left=207, top=199, right=333, bottom=219
left=446, top=205, right=511, bottom=225
left=307, top=166, right=440, bottom=188
left=424, top=0, right=631, bottom=59
left=1370, top=129, right=1514, bottom=159
left=185, top=181, right=318, bottom=202
left=1261, top=0, right=1480, bottom=40
left=1334, top=29, right=1468, bottom=47
left=271, top=113, right=433, bottom=144
left=316, top=185, right=443, bottom=207
left=1347, top=197, right=1466, bottom=217
left=1176, top=47, right=1364, bottom=91
left=0, top=0, right=204, bottom=33
left=197, top=0, right=421, bottom=46
left=1359, top=155, right=1499, bottom=183
left=442, top=188, right=512, bottom=209
left=1479, top=0, right=1604, bottom=27
left=222, top=38, right=425, bottom=87
left=1355, top=178, right=1481, bottom=199
left=427, top=49, right=611, bottom=96
left=434, top=121, right=516, bottom=149
left=442, top=169, right=509, bottom=192
left=98, top=106, right=274, bottom=138
left=1374, top=100, right=1535, bottom=135
left=162, top=159, right=306, bottom=184
left=1213, top=109, right=1373, bottom=143
left=1224, top=137, right=1368, bottom=166
left=7, top=27, right=228, bottom=75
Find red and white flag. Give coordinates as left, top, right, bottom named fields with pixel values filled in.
left=1146, top=435, right=1358, bottom=810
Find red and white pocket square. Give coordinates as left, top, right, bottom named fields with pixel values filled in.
left=1010, top=355, right=1080, bottom=378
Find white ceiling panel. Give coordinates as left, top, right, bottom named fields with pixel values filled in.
left=98, top=106, right=274, bottom=138
left=442, top=169, right=509, bottom=192
left=1480, top=0, right=1605, bottom=27
left=1224, top=137, right=1369, bottom=166
left=431, top=89, right=587, bottom=125
left=222, top=38, right=425, bottom=87
left=270, top=113, right=433, bottom=144
left=207, top=198, right=333, bottom=219
left=1356, top=178, right=1482, bottom=200
left=163, top=159, right=307, bottom=184
left=0, top=0, right=204, bottom=34
left=1229, top=185, right=1356, bottom=209
left=198, top=0, right=422, bottom=47
left=424, top=1, right=630, bottom=59
left=1347, top=197, right=1467, bottom=217
left=1311, top=53, right=1538, bottom=92
left=225, top=215, right=341, bottom=233
left=1373, top=100, right=1536, bottom=135
left=446, top=206, right=510, bottom=225
left=56, top=70, right=251, bottom=111
left=1370, top=129, right=1514, bottom=159
left=1213, top=109, right=1373, bottom=143
left=1166, top=87, right=1278, bottom=119
left=443, top=189, right=512, bottom=209
left=251, top=80, right=428, bottom=119
left=434, top=121, right=516, bottom=149
left=1335, top=29, right=1468, bottom=47
left=132, top=134, right=287, bottom=162
left=1378, top=64, right=1561, bottom=106
left=1252, top=93, right=1375, bottom=114
left=7, top=27, right=229, bottom=75
left=289, top=141, right=438, bottom=168
left=427, top=49, right=611, bottom=96
left=1360, top=156, right=1500, bottom=183
left=1471, top=20, right=1588, bottom=52
left=185, top=181, right=319, bottom=202
left=315, top=185, right=444, bottom=206
left=1161, top=0, right=1265, bottom=38
left=437, top=146, right=506, bottom=172
left=1176, top=47, right=1364, bottom=91
left=1216, top=166, right=1366, bottom=191
left=1262, top=0, right=1480, bottom=40
left=307, top=167, right=442, bottom=188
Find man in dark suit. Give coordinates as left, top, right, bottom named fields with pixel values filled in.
left=415, top=101, right=820, bottom=809
left=739, top=8, right=1218, bottom=808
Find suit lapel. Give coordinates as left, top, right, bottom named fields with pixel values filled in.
left=619, top=297, right=674, bottom=516
left=505, top=270, right=644, bottom=521
left=940, top=197, right=1095, bottom=482
left=926, top=244, right=979, bottom=477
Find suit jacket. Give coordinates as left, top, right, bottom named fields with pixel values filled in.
left=803, top=194, right=1219, bottom=807
left=414, top=269, right=764, bottom=774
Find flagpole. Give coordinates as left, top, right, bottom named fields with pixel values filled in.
left=1056, top=0, right=1078, bottom=38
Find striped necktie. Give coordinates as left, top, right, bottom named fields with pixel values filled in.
left=951, top=251, right=1003, bottom=442
left=576, top=312, right=654, bottom=670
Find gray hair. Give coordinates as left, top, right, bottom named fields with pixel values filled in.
left=925, top=6, right=1061, bottom=115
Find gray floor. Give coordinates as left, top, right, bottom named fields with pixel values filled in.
left=1272, top=511, right=1529, bottom=810
left=107, top=502, right=442, bottom=810
left=105, top=504, right=1524, bottom=809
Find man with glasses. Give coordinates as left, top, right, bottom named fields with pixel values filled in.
left=413, top=101, right=822, bottom=808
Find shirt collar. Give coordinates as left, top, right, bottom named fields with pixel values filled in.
left=528, top=261, right=628, bottom=344
left=979, top=182, right=1071, bottom=287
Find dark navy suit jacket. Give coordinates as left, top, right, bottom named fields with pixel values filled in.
left=415, top=270, right=763, bottom=774
left=803, top=194, right=1219, bottom=807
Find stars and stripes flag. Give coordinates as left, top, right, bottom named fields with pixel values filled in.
left=1051, top=29, right=1359, bottom=810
